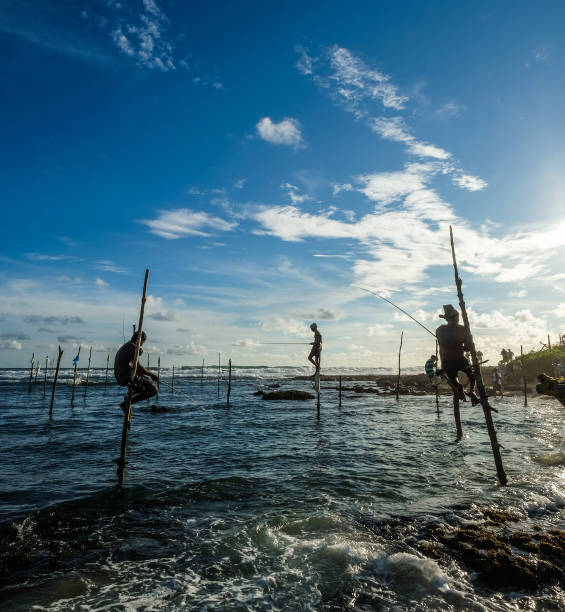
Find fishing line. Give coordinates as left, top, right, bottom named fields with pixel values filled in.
left=355, top=286, right=437, bottom=338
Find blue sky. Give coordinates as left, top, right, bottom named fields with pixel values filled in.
left=1, top=0, right=565, bottom=369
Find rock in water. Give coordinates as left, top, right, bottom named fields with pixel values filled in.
left=262, top=390, right=315, bottom=401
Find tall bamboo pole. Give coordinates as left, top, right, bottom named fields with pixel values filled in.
left=217, top=352, right=220, bottom=397
left=43, top=356, right=49, bottom=398
left=521, top=344, right=528, bottom=407
left=117, top=269, right=149, bottom=486
left=548, top=334, right=551, bottom=351
left=49, top=346, right=63, bottom=416
left=435, top=340, right=440, bottom=415
left=71, top=346, right=81, bottom=405
left=338, top=375, right=342, bottom=408
left=201, top=358, right=204, bottom=384
left=227, top=358, right=232, bottom=407
left=104, top=354, right=109, bottom=392
left=28, top=353, right=35, bottom=392
left=395, top=332, right=404, bottom=401
left=450, top=226, right=507, bottom=485
left=83, top=346, right=92, bottom=400
left=172, top=365, right=175, bottom=393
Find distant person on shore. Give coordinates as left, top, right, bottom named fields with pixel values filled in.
left=425, top=354, right=441, bottom=387
left=436, top=304, right=479, bottom=404
left=308, top=323, right=322, bottom=371
left=114, top=330, right=158, bottom=412
left=492, top=368, right=503, bottom=397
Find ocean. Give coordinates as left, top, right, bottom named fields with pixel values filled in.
left=1, top=366, right=564, bottom=610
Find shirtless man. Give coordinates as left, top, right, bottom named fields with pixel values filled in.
left=114, top=330, right=158, bottom=412
left=308, top=323, right=322, bottom=371
left=436, top=304, right=479, bottom=404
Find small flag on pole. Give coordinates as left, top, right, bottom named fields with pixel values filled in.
left=73, top=353, right=80, bottom=366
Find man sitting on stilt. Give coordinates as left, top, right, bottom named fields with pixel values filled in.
left=308, top=323, right=322, bottom=373
left=114, top=330, right=158, bottom=412
left=436, top=305, right=479, bottom=405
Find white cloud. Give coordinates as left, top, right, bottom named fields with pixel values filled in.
left=452, top=174, right=487, bottom=191
left=234, top=179, right=246, bottom=189
left=295, top=44, right=314, bottom=75
left=553, top=303, right=565, bottom=318
left=109, top=0, right=176, bottom=71
left=280, top=182, right=313, bottom=204
left=370, top=117, right=450, bottom=160
left=261, top=317, right=309, bottom=336
left=95, top=278, right=108, bottom=286
left=332, top=183, right=353, bottom=196
left=356, top=163, right=434, bottom=205
left=149, top=311, right=179, bottom=322
left=328, top=46, right=408, bottom=111
left=95, top=260, right=128, bottom=273
left=25, top=253, right=75, bottom=262
left=140, top=208, right=237, bottom=239
left=0, top=340, right=23, bottom=350
left=509, top=289, right=527, bottom=298
left=256, top=117, right=304, bottom=147
left=166, top=341, right=205, bottom=355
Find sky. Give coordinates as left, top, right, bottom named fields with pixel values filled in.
left=1, top=0, right=565, bottom=369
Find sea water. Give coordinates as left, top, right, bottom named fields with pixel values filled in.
left=1, top=367, right=564, bottom=610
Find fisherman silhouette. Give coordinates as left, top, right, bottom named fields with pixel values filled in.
left=308, top=323, right=322, bottom=371
left=435, top=304, right=479, bottom=405
left=114, top=330, right=158, bottom=413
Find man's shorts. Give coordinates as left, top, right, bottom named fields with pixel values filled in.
left=443, top=356, right=472, bottom=380
left=133, top=373, right=155, bottom=394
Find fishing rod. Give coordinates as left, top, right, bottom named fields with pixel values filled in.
left=355, top=286, right=437, bottom=338
left=158, top=378, right=194, bottom=401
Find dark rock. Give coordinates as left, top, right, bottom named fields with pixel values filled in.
left=262, top=390, right=315, bottom=401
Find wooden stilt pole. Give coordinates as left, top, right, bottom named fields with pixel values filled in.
left=316, top=351, right=321, bottom=418
left=172, top=365, right=175, bottom=393
left=43, top=356, right=49, bottom=398
left=450, top=226, right=507, bottom=485
left=521, top=345, right=528, bottom=407
left=453, top=393, right=463, bottom=440
left=395, top=332, right=403, bottom=401
left=435, top=340, right=440, bottom=415
left=83, top=346, right=92, bottom=400
left=34, top=362, right=40, bottom=384
left=217, top=352, right=220, bottom=397
left=548, top=334, right=551, bottom=351
left=28, top=353, right=35, bottom=392
left=104, top=354, right=109, bottom=392
left=49, top=346, right=63, bottom=417
left=157, top=356, right=161, bottom=395
left=117, top=269, right=149, bottom=486
left=71, top=346, right=81, bottom=405
left=338, top=375, right=342, bottom=408
left=201, top=358, right=204, bottom=384
left=227, top=358, right=232, bottom=407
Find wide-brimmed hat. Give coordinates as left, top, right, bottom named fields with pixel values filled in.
left=310, top=322, right=317, bottom=329
left=439, top=304, right=459, bottom=320
left=430, top=355, right=437, bottom=360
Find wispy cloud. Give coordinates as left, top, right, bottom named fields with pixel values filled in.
left=256, top=117, right=304, bottom=147
left=280, top=182, right=314, bottom=204
left=295, top=308, right=344, bottom=321
left=95, top=278, right=109, bottom=287
left=23, top=315, right=84, bottom=325
left=95, top=260, right=128, bottom=273
left=25, top=253, right=75, bottom=262
left=299, top=45, right=485, bottom=188
left=140, top=208, right=237, bottom=239
left=149, top=311, right=179, bottom=322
